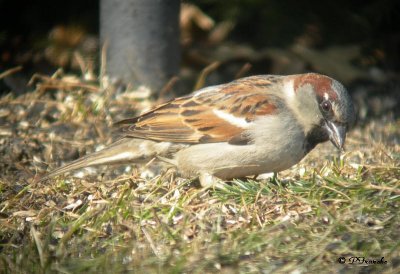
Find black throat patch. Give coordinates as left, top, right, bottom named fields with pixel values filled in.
left=304, top=124, right=329, bottom=153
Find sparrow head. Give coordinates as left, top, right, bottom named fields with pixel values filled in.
left=290, top=73, right=356, bottom=151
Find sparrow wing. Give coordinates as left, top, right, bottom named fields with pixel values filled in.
left=115, top=76, right=281, bottom=144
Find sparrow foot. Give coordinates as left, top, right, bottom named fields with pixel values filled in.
left=198, top=173, right=226, bottom=189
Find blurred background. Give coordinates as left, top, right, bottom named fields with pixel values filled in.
left=0, top=0, right=399, bottom=120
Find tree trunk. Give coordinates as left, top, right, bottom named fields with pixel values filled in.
left=100, top=0, right=180, bottom=94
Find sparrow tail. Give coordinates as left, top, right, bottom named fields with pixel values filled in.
left=38, top=138, right=167, bottom=181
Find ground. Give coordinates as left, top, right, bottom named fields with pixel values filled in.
left=0, top=72, right=399, bottom=273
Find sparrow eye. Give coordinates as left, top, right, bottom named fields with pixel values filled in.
left=321, top=101, right=332, bottom=112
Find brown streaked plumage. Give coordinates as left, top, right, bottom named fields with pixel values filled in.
left=39, top=73, right=356, bottom=186
left=115, top=75, right=279, bottom=144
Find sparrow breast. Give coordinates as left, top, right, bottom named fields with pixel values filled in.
left=174, top=110, right=307, bottom=180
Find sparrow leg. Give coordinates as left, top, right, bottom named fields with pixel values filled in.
left=199, top=173, right=226, bottom=189
left=271, top=172, right=278, bottom=183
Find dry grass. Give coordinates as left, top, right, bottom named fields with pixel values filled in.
left=0, top=72, right=399, bottom=273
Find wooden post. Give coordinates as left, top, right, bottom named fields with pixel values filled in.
left=100, top=0, right=180, bottom=94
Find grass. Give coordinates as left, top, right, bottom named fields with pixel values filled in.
left=0, top=73, right=399, bottom=273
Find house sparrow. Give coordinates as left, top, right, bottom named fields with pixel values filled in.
left=40, top=73, right=355, bottom=186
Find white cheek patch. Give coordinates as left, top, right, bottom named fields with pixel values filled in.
left=283, top=80, right=295, bottom=100
left=213, top=109, right=251, bottom=128
left=324, top=92, right=329, bottom=100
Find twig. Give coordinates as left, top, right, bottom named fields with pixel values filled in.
left=157, top=76, right=179, bottom=103
left=194, top=61, right=220, bottom=91
left=366, top=184, right=400, bottom=195
left=141, top=226, right=161, bottom=258
left=0, top=66, right=23, bottom=80
left=235, top=62, right=252, bottom=79
left=74, top=51, right=86, bottom=76
left=31, top=226, right=45, bottom=268
left=100, top=40, right=108, bottom=87
left=28, top=73, right=99, bottom=92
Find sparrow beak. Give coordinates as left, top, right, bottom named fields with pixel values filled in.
left=325, top=121, right=347, bottom=150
